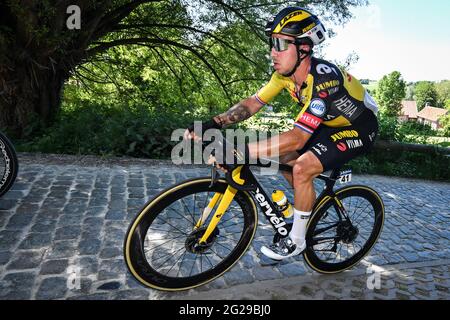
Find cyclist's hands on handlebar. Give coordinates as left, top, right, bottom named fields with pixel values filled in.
left=184, top=118, right=228, bottom=172
left=184, top=118, right=222, bottom=143
left=184, top=119, right=250, bottom=174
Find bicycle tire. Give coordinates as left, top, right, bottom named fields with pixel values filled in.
left=0, top=131, right=19, bottom=198
left=124, top=177, right=258, bottom=291
left=303, top=185, right=384, bottom=273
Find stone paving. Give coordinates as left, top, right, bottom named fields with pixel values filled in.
left=0, top=154, right=449, bottom=300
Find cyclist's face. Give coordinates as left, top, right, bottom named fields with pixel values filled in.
left=270, top=34, right=298, bottom=74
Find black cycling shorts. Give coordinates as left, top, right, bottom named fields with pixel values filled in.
left=297, top=109, right=379, bottom=172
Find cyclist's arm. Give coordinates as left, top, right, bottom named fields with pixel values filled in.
left=213, top=96, right=264, bottom=128
left=248, top=127, right=311, bottom=159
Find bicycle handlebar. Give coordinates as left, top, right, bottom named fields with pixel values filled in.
left=198, top=137, right=256, bottom=192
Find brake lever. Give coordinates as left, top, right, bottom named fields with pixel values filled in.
left=209, top=164, right=220, bottom=188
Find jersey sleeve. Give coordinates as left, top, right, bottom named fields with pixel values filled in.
left=254, top=72, right=286, bottom=105
left=294, top=96, right=329, bottom=134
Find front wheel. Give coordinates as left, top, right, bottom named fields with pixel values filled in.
left=0, top=131, right=19, bottom=198
left=303, top=186, right=384, bottom=274
left=124, top=177, right=258, bottom=291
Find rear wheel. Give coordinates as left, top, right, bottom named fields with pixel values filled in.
left=124, top=178, right=258, bottom=291
left=304, top=186, right=384, bottom=273
left=0, top=131, right=19, bottom=198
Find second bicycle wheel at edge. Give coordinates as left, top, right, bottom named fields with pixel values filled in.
left=303, top=185, right=384, bottom=274
left=0, top=131, right=19, bottom=198
left=124, top=177, right=258, bottom=291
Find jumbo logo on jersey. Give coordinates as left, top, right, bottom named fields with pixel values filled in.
left=331, top=130, right=359, bottom=142
left=309, top=99, right=326, bottom=117
left=316, top=80, right=340, bottom=92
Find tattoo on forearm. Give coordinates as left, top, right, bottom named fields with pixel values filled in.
left=215, top=104, right=252, bottom=127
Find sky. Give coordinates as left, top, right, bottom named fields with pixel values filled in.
left=322, top=0, right=450, bottom=82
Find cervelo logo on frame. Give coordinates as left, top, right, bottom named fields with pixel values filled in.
left=253, top=188, right=288, bottom=236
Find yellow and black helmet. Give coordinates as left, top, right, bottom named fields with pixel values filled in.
left=265, top=7, right=326, bottom=46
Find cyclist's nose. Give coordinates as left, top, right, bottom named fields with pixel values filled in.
left=271, top=47, right=278, bottom=57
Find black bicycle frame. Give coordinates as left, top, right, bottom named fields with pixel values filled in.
left=238, top=162, right=348, bottom=238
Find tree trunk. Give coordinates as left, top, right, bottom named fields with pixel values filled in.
left=0, top=60, right=67, bottom=137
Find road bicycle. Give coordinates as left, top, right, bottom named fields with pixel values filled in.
left=0, top=131, right=18, bottom=198
left=124, top=140, right=385, bottom=291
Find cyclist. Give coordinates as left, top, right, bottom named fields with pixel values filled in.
left=185, top=7, right=379, bottom=260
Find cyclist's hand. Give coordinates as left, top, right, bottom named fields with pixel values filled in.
left=184, top=129, right=202, bottom=142
left=184, top=119, right=222, bottom=142
left=208, top=155, right=228, bottom=173
left=212, top=140, right=250, bottom=173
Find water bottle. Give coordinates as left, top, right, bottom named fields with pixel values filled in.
left=271, top=190, right=293, bottom=219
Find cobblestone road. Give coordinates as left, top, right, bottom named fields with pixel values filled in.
left=0, top=154, right=448, bottom=300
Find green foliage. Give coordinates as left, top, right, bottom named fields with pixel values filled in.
left=350, top=150, right=450, bottom=182
left=414, top=81, right=440, bottom=110
left=405, top=82, right=415, bottom=100
left=17, top=103, right=196, bottom=159
left=438, top=113, right=450, bottom=137
left=397, top=121, right=437, bottom=140
left=435, top=80, right=450, bottom=107
left=377, top=114, right=404, bottom=141
left=375, top=71, right=406, bottom=118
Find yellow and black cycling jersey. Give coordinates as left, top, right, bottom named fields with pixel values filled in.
left=254, top=57, right=378, bottom=135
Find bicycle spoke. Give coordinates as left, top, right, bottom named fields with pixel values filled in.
left=348, top=198, right=366, bottom=222
left=313, top=222, right=340, bottom=237
left=352, top=205, right=373, bottom=226
left=311, top=236, right=340, bottom=246
left=173, top=250, right=189, bottom=277
left=180, top=198, right=196, bottom=226
left=166, top=206, right=195, bottom=227
left=155, top=244, right=187, bottom=271
left=217, top=234, right=239, bottom=242
left=145, top=234, right=186, bottom=253
left=154, top=215, right=191, bottom=236
left=151, top=246, right=182, bottom=266
left=144, top=234, right=186, bottom=246
left=148, top=226, right=186, bottom=236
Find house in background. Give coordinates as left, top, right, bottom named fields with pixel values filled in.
left=416, top=106, right=448, bottom=130
left=399, top=100, right=418, bottom=122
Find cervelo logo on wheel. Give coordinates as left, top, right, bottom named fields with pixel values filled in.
left=309, top=99, right=326, bottom=117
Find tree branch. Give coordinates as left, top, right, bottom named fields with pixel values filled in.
left=112, top=23, right=264, bottom=69
left=86, top=37, right=231, bottom=103
left=206, top=0, right=266, bottom=41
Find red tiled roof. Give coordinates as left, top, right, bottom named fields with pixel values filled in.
left=417, top=106, right=448, bottom=122
left=400, top=101, right=418, bottom=118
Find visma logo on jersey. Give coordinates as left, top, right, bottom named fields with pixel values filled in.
left=309, top=99, right=326, bottom=117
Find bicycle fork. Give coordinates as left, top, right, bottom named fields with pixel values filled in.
left=196, top=167, right=246, bottom=244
